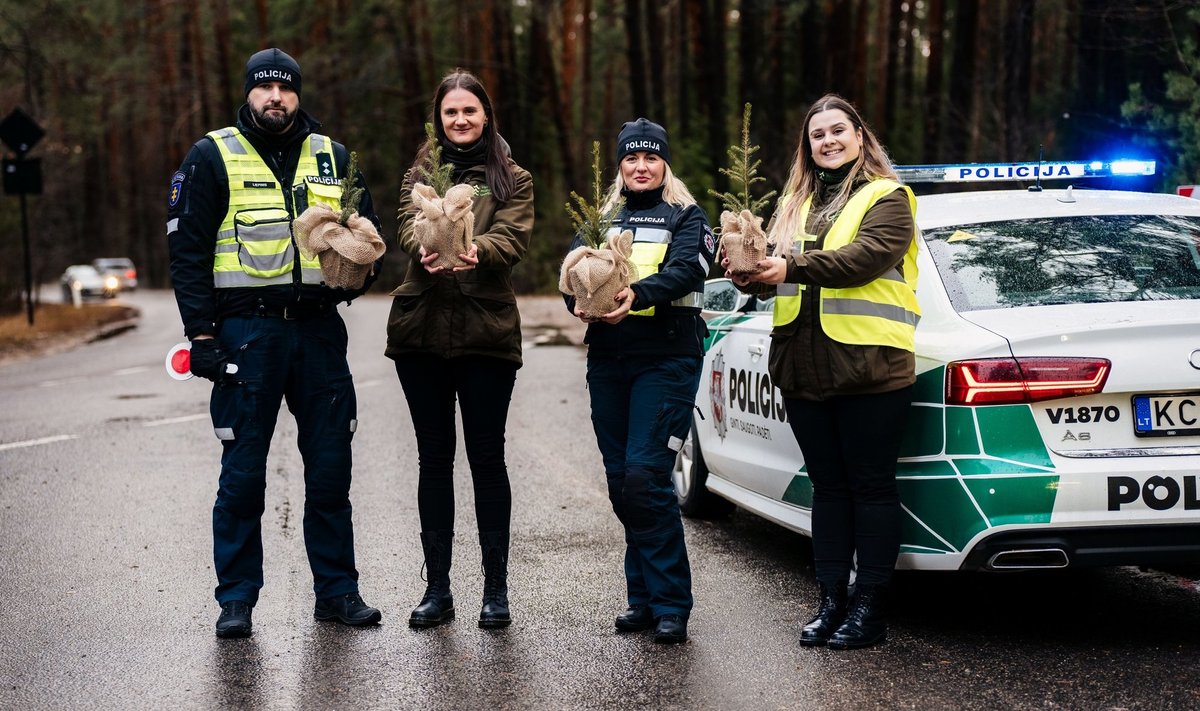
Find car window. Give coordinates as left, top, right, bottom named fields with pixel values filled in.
left=923, top=214, right=1200, bottom=310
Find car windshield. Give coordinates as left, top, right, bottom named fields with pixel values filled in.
left=923, top=213, right=1200, bottom=310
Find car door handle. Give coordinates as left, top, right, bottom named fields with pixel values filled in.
left=747, top=343, right=764, bottom=356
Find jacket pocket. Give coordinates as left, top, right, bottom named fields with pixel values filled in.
left=828, top=343, right=893, bottom=391
left=385, top=288, right=431, bottom=352
left=233, top=208, right=294, bottom=278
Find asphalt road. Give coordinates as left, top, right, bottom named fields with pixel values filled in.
left=1, top=289, right=1198, bottom=710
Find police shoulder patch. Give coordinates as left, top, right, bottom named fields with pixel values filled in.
left=703, top=225, right=716, bottom=255
left=169, top=171, right=186, bottom=208
left=473, top=184, right=492, bottom=198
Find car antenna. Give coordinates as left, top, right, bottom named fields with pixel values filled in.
left=1028, top=145, right=1044, bottom=192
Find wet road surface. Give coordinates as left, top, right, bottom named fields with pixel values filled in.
left=1, top=290, right=1198, bottom=710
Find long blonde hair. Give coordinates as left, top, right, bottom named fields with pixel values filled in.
left=770, top=94, right=897, bottom=256
left=600, top=162, right=697, bottom=214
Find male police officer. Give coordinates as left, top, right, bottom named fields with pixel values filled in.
left=168, top=48, right=382, bottom=638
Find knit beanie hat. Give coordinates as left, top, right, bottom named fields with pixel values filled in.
left=616, top=118, right=670, bottom=164
left=244, top=48, right=302, bottom=97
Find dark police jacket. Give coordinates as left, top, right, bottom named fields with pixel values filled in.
left=167, top=105, right=381, bottom=339
left=564, top=186, right=715, bottom=358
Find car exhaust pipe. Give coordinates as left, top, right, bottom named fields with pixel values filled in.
left=986, top=548, right=1070, bottom=570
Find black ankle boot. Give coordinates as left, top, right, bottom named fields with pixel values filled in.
left=827, top=584, right=887, bottom=650
left=409, top=530, right=455, bottom=628
left=478, top=530, right=511, bottom=628
left=799, top=581, right=848, bottom=647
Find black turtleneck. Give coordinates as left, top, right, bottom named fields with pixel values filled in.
left=621, top=184, right=665, bottom=210
left=441, top=134, right=489, bottom=181
left=815, top=160, right=855, bottom=185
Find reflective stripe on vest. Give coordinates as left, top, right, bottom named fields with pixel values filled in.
left=606, top=226, right=704, bottom=316
left=772, top=179, right=920, bottom=351
left=206, top=127, right=341, bottom=288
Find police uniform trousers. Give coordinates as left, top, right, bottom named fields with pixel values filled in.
left=209, top=311, right=361, bottom=605
left=587, top=354, right=699, bottom=618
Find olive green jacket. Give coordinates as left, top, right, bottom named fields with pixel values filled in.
left=384, top=160, right=535, bottom=365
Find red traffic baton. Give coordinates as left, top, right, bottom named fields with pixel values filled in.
left=165, top=342, right=239, bottom=381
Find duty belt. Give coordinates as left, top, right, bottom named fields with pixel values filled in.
left=240, top=301, right=335, bottom=320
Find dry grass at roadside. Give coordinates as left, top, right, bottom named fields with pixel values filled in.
left=0, top=302, right=140, bottom=363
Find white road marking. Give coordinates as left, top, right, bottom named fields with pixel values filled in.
left=356, top=379, right=386, bottom=389
left=39, top=377, right=86, bottom=388
left=0, top=434, right=79, bottom=452
left=114, top=366, right=151, bottom=376
left=144, top=414, right=209, bottom=428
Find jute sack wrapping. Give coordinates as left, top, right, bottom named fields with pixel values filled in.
left=559, top=230, right=638, bottom=319
left=719, top=208, right=768, bottom=274
left=411, top=182, right=475, bottom=270
left=293, top=204, right=387, bottom=289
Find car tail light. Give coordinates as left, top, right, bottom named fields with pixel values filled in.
left=946, top=357, right=1110, bottom=405
left=125, top=269, right=136, bottom=279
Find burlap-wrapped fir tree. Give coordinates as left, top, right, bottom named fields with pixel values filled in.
left=559, top=142, right=637, bottom=318
left=710, top=104, right=776, bottom=274
left=409, top=123, right=474, bottom=270
left=293, top=151, right=386, bottom=289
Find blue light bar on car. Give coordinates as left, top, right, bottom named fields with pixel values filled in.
left=894, top=160, right=1156, bottom=183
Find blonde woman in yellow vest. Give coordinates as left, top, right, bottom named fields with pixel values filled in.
left=728, top=94, right=917, bottom=650
left=563, top=119, right=718, bottom=644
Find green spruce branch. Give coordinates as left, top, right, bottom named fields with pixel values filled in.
left=416, top=122, right=454, bottom=197
left=709, top=103, right=777, bottom=218
left=338, top=151, right=365, bottom=226
left=565, top=141, right=624, bottom=249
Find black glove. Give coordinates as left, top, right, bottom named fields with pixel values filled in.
left=189, top=338, right=229, bottom=382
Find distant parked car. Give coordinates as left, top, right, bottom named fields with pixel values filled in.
left=61, top=265, right=119, bottom=301
left=92, top=257, right=138, bottom=291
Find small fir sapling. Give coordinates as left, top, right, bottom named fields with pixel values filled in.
left=710, top=104, right=777, bottom=273
left=559, top=141, right=637, bottom=318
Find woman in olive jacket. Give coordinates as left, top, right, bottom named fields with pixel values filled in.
left=730, top=94, right=918, bottom=651
left=385, top=69, right=534, bottom=630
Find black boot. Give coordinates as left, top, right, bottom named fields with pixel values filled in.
left=827, top=584, right=887, bottom=650
left=409, top=530, right=455, bottom=628
left=478, top=530, right=511, bottom=628
left=799, top=581, right=848, bottom=647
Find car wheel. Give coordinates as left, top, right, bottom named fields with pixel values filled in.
left=673, top=420, right=734, bottom=518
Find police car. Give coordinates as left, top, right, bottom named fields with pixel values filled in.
left=675, top=160, right=1200, bottom=571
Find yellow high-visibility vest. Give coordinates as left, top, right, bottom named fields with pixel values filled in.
left=772, top=179, right=920, bottom=351
left=604, top=225, right=704, bottom=317
left=206, top=127, right=343, bottom=288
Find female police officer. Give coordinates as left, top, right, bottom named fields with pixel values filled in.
left=564, top=118, right=716, bottom=644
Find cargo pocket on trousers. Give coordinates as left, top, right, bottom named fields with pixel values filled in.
left=210, top=373, right=259, bottom=443
left=653, top=394, right=696, bottom=457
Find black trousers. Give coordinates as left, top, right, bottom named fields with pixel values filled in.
left=784, top=386, right=912, bottom=587
left=394, top=353, right=518, bottom=534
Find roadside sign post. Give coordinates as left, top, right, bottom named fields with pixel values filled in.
left=1, top=108, right=46, bottom=326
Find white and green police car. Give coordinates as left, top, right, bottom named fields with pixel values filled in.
left=676, top=160, right=1200, bottom=571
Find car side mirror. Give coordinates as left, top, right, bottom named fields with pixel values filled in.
left=702, top=278, right=750, bottom=314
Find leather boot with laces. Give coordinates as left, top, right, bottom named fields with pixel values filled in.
left=215, top=600, right=253, bottom=638
left=478, top=530, right=511, bottom=628
left=799, top=580, right=848, bottom=646
left=409, top=530, right=455, bottom=628
left=827, top=584, right=888, bottom=650
left=314, top=592, right=382, bottom=626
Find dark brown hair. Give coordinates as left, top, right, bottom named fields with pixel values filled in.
left=408, top=69, right=516, bottom=202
